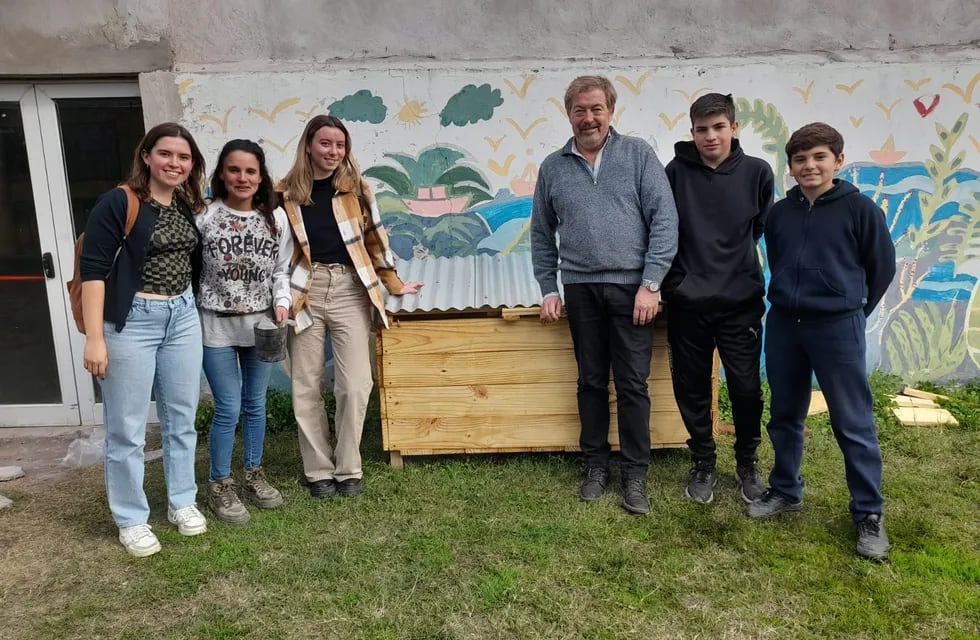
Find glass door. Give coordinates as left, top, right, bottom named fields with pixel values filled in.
left=0, top=83, right=144, bottom=426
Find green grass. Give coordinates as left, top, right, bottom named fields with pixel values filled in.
left=2, top=377, right=978, bottom=639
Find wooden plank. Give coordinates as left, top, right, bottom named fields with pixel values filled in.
left=393, top=441, right=688, bottom=458
left=901, top=386, right=950, bottom=401
left=382, top=349, right=675, bottom=386
left=380, top=317, right=573, bottom=355
left=380, top=316, right=670, bottom=356
left=893, top=395, right=938, bottom=408
left=892, top=406, right=959, bottom=426
left=389, top=450, right=404, bottom=469
left=808, top=390, right=829, bottom=415
left=384, top=379, right=680, bottom=419
left=501, top=307, right=542, bottom=321
left=386, top=411, right=688, bottom=450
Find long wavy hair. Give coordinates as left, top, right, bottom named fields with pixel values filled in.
left=125, top=122, right=207, bottom=213
left=278, top=115, right=362, bottom=205
left=209, top=139, right=278, bottom=235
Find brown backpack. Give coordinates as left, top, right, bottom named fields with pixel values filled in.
left=67, top=185, right=141, bottom=334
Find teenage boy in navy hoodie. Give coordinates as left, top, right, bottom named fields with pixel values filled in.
left=749, top=122, right=896, bottom=562
left=663, top=93, right=774, bottom=505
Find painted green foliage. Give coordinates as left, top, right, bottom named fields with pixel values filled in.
left=884, top=302, right=967, bottom=380
left=364, top=146, right=494, bottom=205
left=423, top=214, right=491, bottom=257
left=440, top=84, right=504, bottom=126
left=735, top=98, right=790, bottom=197
left=879, top=113, right=980, bottom=378
left=380, top=210, right=490, bottom=259
left=913, top=114, right=979, bottom=265
left=328, top=90, right=387, bottom=123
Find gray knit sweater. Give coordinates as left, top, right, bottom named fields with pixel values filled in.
left=530, top=128, right=678, bottom=297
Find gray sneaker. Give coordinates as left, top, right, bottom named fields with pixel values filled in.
left=685, top=464, right=718, bottom=504
left=621, top=476, right=650, bottom=515
left=243, top=466, right=284, bottom=509
left=736, top=463, right=766, bottom=503
left=856, top=514, right=890, bottom=562
left=747, top=489, right=803, bottom=519
left=207, top=478, right=250, bottom=525
left=579, top=466, right=609, bottom=501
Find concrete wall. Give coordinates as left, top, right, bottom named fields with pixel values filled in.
left=2, top=0, right=979, bottom=75
left=0, top=0, right=171, bottom=75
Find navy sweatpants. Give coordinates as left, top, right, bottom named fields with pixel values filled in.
left=764, top=309, right=884, bottom=522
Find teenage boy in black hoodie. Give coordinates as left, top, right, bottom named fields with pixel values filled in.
left=663, top=93, right=774, bottom=505
left=749, top=122, right=896, bottom=562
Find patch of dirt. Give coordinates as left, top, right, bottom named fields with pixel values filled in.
left=0, top=429, right=81, bottom=486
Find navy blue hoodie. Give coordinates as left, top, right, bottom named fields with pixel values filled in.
left=662, top=139, right=774, bottom=310
left=765, top=180, right=896, bottom=318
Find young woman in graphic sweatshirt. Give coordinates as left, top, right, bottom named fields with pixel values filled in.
left=197, top=139, right=292, bottom=525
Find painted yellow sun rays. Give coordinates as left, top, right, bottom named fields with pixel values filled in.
left=396, top=99, right=429, bottom=126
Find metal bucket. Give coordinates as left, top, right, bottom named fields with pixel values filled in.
left=254, top=318, right=288, bottom=362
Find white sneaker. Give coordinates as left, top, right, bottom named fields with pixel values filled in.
left=118, top=524, right=162, bottom=558
left=167, top=504, right=208, bottom=536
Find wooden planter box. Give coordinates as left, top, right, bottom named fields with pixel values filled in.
left=376, top=307, right=719, bottom=468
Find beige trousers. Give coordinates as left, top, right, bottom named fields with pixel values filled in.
left=288, top=263, right=374, bottom=482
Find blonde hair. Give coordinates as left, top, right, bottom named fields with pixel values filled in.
left=278, top=115, right=362, bottom=204
left=563, top=76, right=617, bottom=113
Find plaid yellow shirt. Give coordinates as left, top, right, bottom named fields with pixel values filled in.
left=280, top=179, right=404, bottom=332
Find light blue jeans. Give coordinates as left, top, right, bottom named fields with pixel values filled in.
left=202, top=345, right=273, bottom=482
left=100, top=288, right=202, bottom=528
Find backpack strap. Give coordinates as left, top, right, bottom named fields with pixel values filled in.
left=118, top=184, right=141, bottom=236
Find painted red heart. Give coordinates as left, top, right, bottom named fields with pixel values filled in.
left=913, top=94, right=940, bottom=117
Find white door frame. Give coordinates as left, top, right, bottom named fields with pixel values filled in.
left=0, top=83, right=80, bottom=426
left=0, top=82, right=143, bottom=427
left=34, top=82, right=143, bottom=426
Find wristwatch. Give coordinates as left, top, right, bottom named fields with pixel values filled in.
left=641, top=279, right=660, bottom=293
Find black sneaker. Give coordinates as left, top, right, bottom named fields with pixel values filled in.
left=747, top=489, right=802, bottom=519
left=336, top=478, right=363, bottom=497
left=579, top=466, right=609, bottom=501
left=735, top=462, right=766, bottom=503
left=856, top=514, right=890, bottom=561
left=685, top=464, right=718, bottom=504
left=307, top=478, right=337, bottom=499
left=620, top=476, right=650, bottom=515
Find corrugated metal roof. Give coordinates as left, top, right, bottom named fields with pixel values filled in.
left=385, top=253, right=551, bottom=313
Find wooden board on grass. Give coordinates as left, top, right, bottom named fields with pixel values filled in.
left=892, top=406, right=959, bottom=426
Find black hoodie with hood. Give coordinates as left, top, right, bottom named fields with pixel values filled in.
left=662, top=139, right=774, bottom=310
left=765, top=179, right=896, bottom=319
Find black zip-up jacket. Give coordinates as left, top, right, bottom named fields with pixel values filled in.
left=79, top=187, right=203, bottom=332
left=765, top=180, right=896, bottom=318
left=662, top=139, right=774, bottom=310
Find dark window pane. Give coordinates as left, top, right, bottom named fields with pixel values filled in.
left=55, top=97, right=144, bottom=403
left=55, top=97, right=144, bottom=237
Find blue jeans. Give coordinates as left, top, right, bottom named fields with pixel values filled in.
left=764, top=310, right=884, bottom=522
left=100, top=288, right=203, bottom=528
left=202, top=345, right=273, bottom=482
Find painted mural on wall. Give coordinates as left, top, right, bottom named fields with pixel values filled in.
left=176, top=63, right=980, bottom=382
